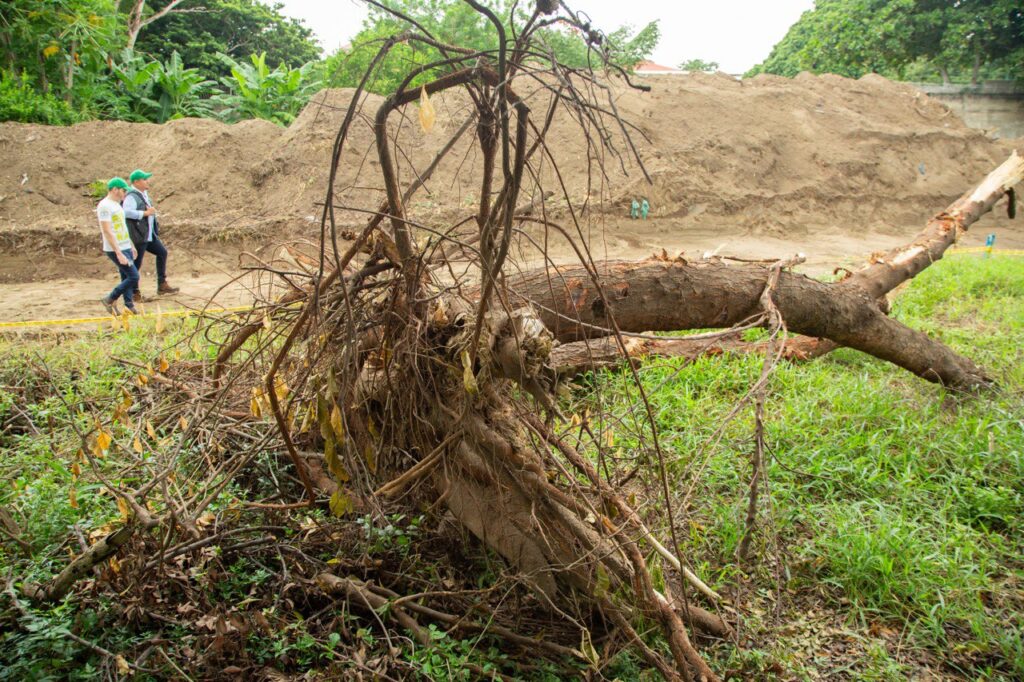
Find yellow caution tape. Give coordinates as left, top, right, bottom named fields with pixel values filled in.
left=0, top=305, right=252, bottom=330
left=949, top=247, right=1024, bottom=256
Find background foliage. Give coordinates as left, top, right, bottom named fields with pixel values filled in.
left=2, top=1, right=1019, bottom=125
left=747, top=0, right=1023, bottom=83
left=0, top=0, right=661, bottom=126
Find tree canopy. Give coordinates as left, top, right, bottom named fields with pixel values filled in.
left=747, top=0, right=1023, bottom=84
left=323, top=0, right=660, bottom=95
left=135, top=0, right=322, bottom=82
left=0, top=0, right=323, bottom=124
left=678, top=59, right=720, bottom=73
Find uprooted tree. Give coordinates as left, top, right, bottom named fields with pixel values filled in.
left=25, top=1, right=1023, bottom=679
left=215, top=0, right=1021, bottom=673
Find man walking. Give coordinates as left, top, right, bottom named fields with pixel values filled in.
left=97, top=177, right=139, bottom=314
left=123, top=169, right=179, bottom=297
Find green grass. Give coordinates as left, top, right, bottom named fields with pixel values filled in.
left=1, top=254, right=1022, bottom=679
left=0, top=317, right=215, bottom=680
left=576, top=254, right=1024, bottom=678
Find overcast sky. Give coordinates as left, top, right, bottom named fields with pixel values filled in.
left=278, top=0, right=815, bottom=74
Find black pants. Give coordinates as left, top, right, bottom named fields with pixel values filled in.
left=132, top=237, right=169, bottom=285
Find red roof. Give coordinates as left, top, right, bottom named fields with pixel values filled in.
left=634, top=60, right=676, bottom=72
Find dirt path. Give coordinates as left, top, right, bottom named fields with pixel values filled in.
left=1, top=219, right=1015, bottom=328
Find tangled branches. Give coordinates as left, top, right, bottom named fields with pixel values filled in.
left=13, top=2, right=1022, bottom=679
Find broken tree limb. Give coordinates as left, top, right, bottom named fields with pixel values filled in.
left=509, top=257, right=989, bottom=388
left=23, top=524, right=137, bottom=602
left=544, top=151, right=1023, bottom=378
left=850, top=149, right=1024, bottom=300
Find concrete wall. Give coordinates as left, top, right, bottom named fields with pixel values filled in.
left=911, top=81, right=1024, bottom=140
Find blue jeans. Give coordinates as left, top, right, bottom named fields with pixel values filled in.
left=106, top=249, right=139, bottom=307
left=133, top=236, right=169, bottom=284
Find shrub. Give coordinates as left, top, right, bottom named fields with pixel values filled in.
left=0, top=72, right=82, bottom=125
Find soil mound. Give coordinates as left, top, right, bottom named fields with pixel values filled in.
left=0, top=72, right=1016, bottom=253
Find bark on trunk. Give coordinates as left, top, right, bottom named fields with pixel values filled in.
left=538, top=151, right=1024, bottom=387
left=509, top=258, right=989, bottom=387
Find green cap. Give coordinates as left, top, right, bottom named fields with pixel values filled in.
left=107, top=177, right=129, bottom=191
left=129, top=169, right=153, bottom=183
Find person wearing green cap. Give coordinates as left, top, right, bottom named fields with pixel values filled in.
left=97, top=177, right=139, bottom=314
left=122, top=169, right=179, bottom=297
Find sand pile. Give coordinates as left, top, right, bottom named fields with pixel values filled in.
left=0, top=72, right=1017, bottom=253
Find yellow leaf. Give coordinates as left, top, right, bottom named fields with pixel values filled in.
left=579, top=629, right=599, bottom=668
left=120, top=309, right=131, bottom=331
left=196, top=512, right=215, bottom=527
left=120, top=387, right=133, bottom=409
left=570, top=413, right=582, bottom=427
left=159, top=355, right=169, bottom=373
left=263, top=314, right=272, bottom=330
left=97, top=430, right=112, bottom=451
left=146, top=420, right=156, bottom=439
left=70, top=462, right=81, bottom=478
left=114, top=654, right=130, bottom=675
left=116, top=497, right=130, bottom=522
left=328, top=489, right=354, bottom=517
left=155, top=305, right=165, bottom=334
left=330, top=402, right=344, bottom=440
left=178, top=416, right=188, bottom=431
left=69, top=487, right=78, bottom=509
left=42, top=44, right=59, bottom=59
left=418, top=85, right=436, bottom=133
left=299, top=402, right=315, bottom=434
left=604, top=428, right=615, bottom=448
left=250, top=397, right=262, bottom=418
left=461, top=350, right=478, bottom=395
left=133, top=437, right=143, bottom=454
left=76, top=448, right=85, bottom=463
left=325, top=440, right=349, bottom=482
left=137, top=372, right=148, bottom=386
left=274, top=377, right=289, bottom=401
left=109, top=555, right=121, bottom=574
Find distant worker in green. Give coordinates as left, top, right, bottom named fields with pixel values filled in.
left=630, top=198, right=639, bottom=219
left=640, top=197, right=650, bottom=219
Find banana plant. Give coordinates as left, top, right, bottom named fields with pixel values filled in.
left=141, top=50, right=215, bottom=123
left=111, top=49, right=159, bottom=118
left=214, top=52, right=322, bottom=125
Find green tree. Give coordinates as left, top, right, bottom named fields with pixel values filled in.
left=0, top=0, right=123, bottom=103
left=323, top=0, right=660, bottom=95
left=678, top=58, right=720, bottom=72
left=748, top=0, right=1023, bottom=83
left=134, top=0, right=322, bottom=82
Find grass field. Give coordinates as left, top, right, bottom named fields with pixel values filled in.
left=1, top=254, right=1022, bottom=680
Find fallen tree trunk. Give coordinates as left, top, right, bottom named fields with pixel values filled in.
left=537, top=151, right=1023, bottom=386
left=510, top=256, right=989, bottom=388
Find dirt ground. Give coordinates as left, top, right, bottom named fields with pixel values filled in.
left=0, top=71, right=1019, bottom=325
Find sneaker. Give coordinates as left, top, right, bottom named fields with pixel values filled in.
left=100, top=296, right=119, bottom=315
left=157, top=281, right=179, bottom=295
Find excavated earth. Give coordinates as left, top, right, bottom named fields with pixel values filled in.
left=0, top=71, right=1019, bottom=324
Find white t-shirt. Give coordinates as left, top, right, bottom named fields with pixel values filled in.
left=97, top=197, right=132, bottom=252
